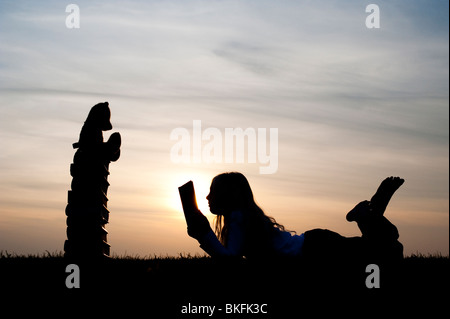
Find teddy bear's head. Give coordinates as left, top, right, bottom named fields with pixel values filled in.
left=85, top=102, right=113, bottom=131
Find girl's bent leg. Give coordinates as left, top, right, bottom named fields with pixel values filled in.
left=302, top=228, right=403, bottom=263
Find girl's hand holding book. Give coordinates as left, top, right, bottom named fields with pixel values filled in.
left=187, top=210, right=212, bottom=240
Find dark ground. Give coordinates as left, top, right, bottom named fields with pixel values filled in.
left=0, top=253, right=448, bottom=317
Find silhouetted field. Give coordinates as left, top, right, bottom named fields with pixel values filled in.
left=1, top=251, right=448, bottom=317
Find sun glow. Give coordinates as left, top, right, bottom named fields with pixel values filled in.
left=165, top=168, right=216, bottom=222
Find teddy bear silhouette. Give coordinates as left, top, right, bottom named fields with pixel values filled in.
left=64, top=102, right=121, bottom=259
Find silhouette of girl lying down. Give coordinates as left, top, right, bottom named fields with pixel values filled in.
left=187, top=172, right=404, bottom=262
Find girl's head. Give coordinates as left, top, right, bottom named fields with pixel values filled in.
left=207, top=172, right=288, bottom=253
left=206, top=172, right=254, bottom=216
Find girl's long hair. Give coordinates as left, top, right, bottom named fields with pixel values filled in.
left=212, top=172, right=289, bottom=256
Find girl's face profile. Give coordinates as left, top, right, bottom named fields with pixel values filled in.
left=206, top=178, right=225, bottom=215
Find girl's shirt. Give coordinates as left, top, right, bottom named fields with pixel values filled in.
left=198, top=210, right=305, bottom=258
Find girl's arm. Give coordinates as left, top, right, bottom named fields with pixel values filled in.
left=198, top=211, right=245, bottom=258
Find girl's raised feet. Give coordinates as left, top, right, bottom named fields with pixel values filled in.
left=346, top=200, right=370, bottom=222
left=369, top=176, right=404, bottom=216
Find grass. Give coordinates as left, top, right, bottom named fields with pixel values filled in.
left=2, top=249, right=446, bottom=259
left=1, top=250, right=448, bottom=316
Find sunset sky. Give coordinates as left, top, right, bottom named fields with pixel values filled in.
left=0, top=0, right=448, bottom=257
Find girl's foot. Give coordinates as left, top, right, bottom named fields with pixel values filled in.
left=369, top=176, right=404, bottom=216
left=346, top=200, right=370, bottom=222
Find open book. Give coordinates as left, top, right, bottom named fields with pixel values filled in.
left=178, top=180, right=199, bottom=224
